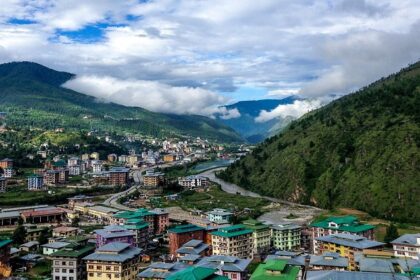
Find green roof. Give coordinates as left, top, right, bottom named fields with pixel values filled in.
left=310, top=215, right=374, bottom=233
left=166, top=266, right=229, bottom=280
left=250, top=260, right=300, bottom=280
left=242, top=219, right=269, bottom=231
left=211, top=224, right=253, bottom=238
left=168, top=224, right=205, bottom=234
left=50, top=244, right=95, bottom=258
left=0, top=239, right=12, bottom=248
left=52, top=160, right=66, bottom=167
left=123, top=219, right=149, bottom=230
left=113, top=208, right=155, bottom=219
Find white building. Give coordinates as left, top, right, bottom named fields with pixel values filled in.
left=91, top=160, right=103, bottom=173
left=391, top=234, right=420, bottom=260
left=68, top=165, right=81, bottom=176
left=27, top=174, right=45, bottom=191
left=3, top=167, right=14, bottom=178
left=207, top=208, right=233, bottom=224
left=67, top=157, right=80, bottom=167
left=178, top=175, right=209, bottom=190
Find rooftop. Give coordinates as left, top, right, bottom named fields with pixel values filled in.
left=316, top=233, right=385, bottom=249
left=177, top=240, right=209, bottom=255
left=95, top=225, right=135, bottom=239
left=137, top=262, right=189, bottom=279
left=310, top=215, right=374, bottom=233
left=210, top=224, right=253, bottom=238
left=391, top=234, right=420, bottom=246
left=242, top=219, right=269, bottom=231
left=50, top=244, right=95, bottom=258
left=309, top=252, right=348, bottom=268
left=306, top=271, right=411, bottom=280
left=84, top=242, right=141, bottom=263
left=166, top=266, right=228, bottom=280
left=250, top=259, right=300, bottom=280
left=168, top=224, right=205, bottom=234
left=0, top=239, right=12, bottom=248
left=197, top=255, right=251, bottom=272
left=42, top=241, right=71, bottom=249
left=113, top=208, right=155, bottom=219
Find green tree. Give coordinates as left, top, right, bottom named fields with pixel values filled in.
left=38, top=228, right=50, bottom=245
left=12, top=225, right=26, bottom=245
left=71, top=217, right=80, bottom=227
left=384, top=223, right=399, bottom=244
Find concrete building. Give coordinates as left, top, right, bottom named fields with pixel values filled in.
left=250, top=259, right=300, bottom=280
left=68, top=165, right=82, bottom=176
left=21, top=208, right=67, bottom=224
left=0, top=177, right=6, bottom=193
left=94, top=225, right=135, bottom=248
left=196, top=255, right=251, bottom=280
left=2, top=168, right=13, bottom=178
left=168, top=224, right=206, bottom=256
left=210, top=225, right=253, bottom=259
left=44, top=170, right=60, bottom=185
left=27, top=174, right=45, bottom=190
left=122, top=219, right=149, bottom=249
left=68, top=157, right=81, bottom=167
left=242, top=219, right=271, bottom=255
left=91, top=160, right=103, bottom=174
left=206, top=209, right=233, bottom=225
left=137, top=262, right=189, bottom=280
left=306, top=270, right=414, bottom=280
left=113, top=209, right=157, bottom=234
left=309, top=252, right=348, bottom=271
left=86, top=206, right=119, bottom=222
left=271, top=224, right=301, bottom=251
left=53, top=226, right=79, bottom=238
left=51, top=243, right=95, bottom=280
left=315, top=233, right=385, bottom=270
left=108, top=167, right=130, bottom=186
left=42, top=241, right=72, bottom=255
left=0, top=158, right=13, bottom=169
left=151, top=208, right=170, bottom=234
left=143, top=171, right=165, bottom=187
left=176, top=240, right=210, bottom=259
left=166, top=266, right=229, bottom=280
left=84, top=242, right=142, bottom=280
left=178, top=175, right=209, bottom=190
left=67, top=195, right=93, bottom=210
left=90, top=152, right=100, bottom=160
left=391, top=234, right=420, bottom=260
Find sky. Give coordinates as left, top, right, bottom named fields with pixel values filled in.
left=0, top=0, right=419, bottom=121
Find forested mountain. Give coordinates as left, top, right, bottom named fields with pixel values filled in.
left=0, top=62, right=243, bottom=143
left=218, top=97, right=297, bottom=143
left=219, top=62, right=420, bottom=223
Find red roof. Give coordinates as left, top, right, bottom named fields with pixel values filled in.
left=21, top=208, right=66, bottom=217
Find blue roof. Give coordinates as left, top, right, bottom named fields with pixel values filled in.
left=391, top=234, right=420, bottom=246
left=83, top=242, right=141, bottom=262
left=309, top=252, right=348, bottom=268
left=137, top=262, right=189, bottom=279
left=306, top=271, right=411, bottom=280
left=196, top=255, right=251, bottom=272
left=316, top=233, right=384, bottom=249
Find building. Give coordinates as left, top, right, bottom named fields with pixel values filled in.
left=86, top=206, right=119, bottom=222
left=168, top=224, right=206, bottom=256
left=84, top=242, right=142, bottom=280
left=90, top=152, right=100, bottom=160
left=122, top=219, right=149, bottom=249
left=44, top=170, right=60, bottom=185
left=137, top=262, right=189, bottom=280
left=391, top=234, right=420, bottom=260
left=51, top=243, right=96, bottom=280
left=211, top=225, right=253, bottom=259
left=309, top=216, right=375, bottom=250
left=306, top=270, right=414, bottom=280
left=2, top=168, right=13, bottom=178
left=242, top=219, right=271, bottom=255
left=151, top=208, right=170, bottom=234
left=91, top=160, right=103, bottom=173
left=94, top=225, right=135, bottom=248
left=271, top=224, right=301, bottom=251
left=20, top=241, right=40, bottom=252
left=108, top=167, right=130, bottom=186
left=163, top=154, right=177, bottom=162
left=69, top=165, right=82, bottom=176
left=127, top=155, right=140, bottom=166
left=68, top=157, right=81, bottom=166
left=176, top=240, right=210, bottom=259
left=58, top=169, right=69, bottom=183
left=27, top=174, right=45, bottom=190
left=315, top=233, right=385, bottom=270
left=0, top=177, right=6, bottom=193
left=24, top=225, right=45, bottom=242
left=309, top=252, right=348, bottom=271
left=42, top=241, right=72, bottom=255
left=206, top=209, right=233, bottom=225
left=166, top=266, right=229, bottom=280
left=113, top=208, right=157, bottom=234
left=0, top=158, right=13, bottom=169
left=143, top=170, right=165, bottom=187
left=53, top=226, right=79, bottom=238
left=68, top=195, right=93, bottom=210
left=178, top=175, right=209, bottom=190
left=21, top=207, right=67, bottom=224
left=107, top=154, right=118, bottom=162
left=196, top=255, right=251, bottom=280
left=250, top=259, right=300, bottom=280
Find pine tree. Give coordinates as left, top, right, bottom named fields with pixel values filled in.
left=12, top=225, right=26, bottom=245
left=384, top=223, right=399, bottom=244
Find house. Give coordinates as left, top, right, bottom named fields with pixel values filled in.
left=210, top=225, right=253, bottom=259
left=94, top=225, right=135, bottom=248
left=53, top=226, right=79, bottom=238
left=137, top=262, right=189, bottom=280
left=84, top=242, right=142, bottom=280
left=168, top=224, right=206, bottom=256
left=196, top=255, right=251, bottom=280
left=271, top=224, right=301, bottom=251
left=19, top=241, right=40, bottom=252
left=207, top=209, right=233, bottom=225
left=250, top=259, right=300, bottom=280
left=166, top=266, right=229, bottom=280
left=0, top=177, right=6, bottom=193
left=391, top=234, right=420, bottom=260
left=309, top=216, right=375, bottom=251
left=315, top=233, right=385, bottom=270
left=42, top=241, right=71, bottom=255
left=27, top=174, right=45, bottom=190
left=176, top=239, right=210, bottom=259
left=51, top=243, right=96, bottom=280
left=242, top=219, right=271, bottom=255
left=309, top=252, right=348, bottom=271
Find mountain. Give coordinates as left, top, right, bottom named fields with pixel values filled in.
left=218, top=97, right=297, bottom=143
left=219, top=62, right=420, bottom=223
left=0, top=62, right=243, bottom=143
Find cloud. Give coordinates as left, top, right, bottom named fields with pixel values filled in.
left=255, top=99, right=323, bottom=123
left=218, top=108, right=241, bottom=120
left=62, top=75, right=239, bottom=117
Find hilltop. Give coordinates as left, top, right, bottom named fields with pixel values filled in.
left=219, top=62, right=420, bottom=223
left=0, top=62, right=243, bottom=143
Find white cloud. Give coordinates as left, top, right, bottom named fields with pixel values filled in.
left=255, top=99, right=323, bottom=123
left=267, top=88, right=300, bottom=98
left=63, top=75, right=239, bottom=117
left=218, top=108, right=241, bottom=120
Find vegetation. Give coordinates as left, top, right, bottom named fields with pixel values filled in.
left=384, top=223, right=400, bottom=244
left=219, top=62, right=420, bottom=223
left=0, top=61, right=243, bottom=143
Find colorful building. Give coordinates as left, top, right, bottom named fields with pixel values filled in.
left=166, top=266, right=229, bottom=280
left=176, top=239, right=210, bottom=259
left=151, top=208, right=170, bottom=234
left=271, top=224, right=301, bottom=251
left=122, top=219, right=149, bottom=249
left=210, top=225, right=253, bottom=259
left=250, top=259, right=300, bottom=280
left=168, top=224, right=206, bottom=256
left=137, top=262, right=189, bottom=280
left=94, top=225, right=135, bottom=248
left=113, top=208, right=159, bottom=234
left=27, top=174, right=45, bottom=190
left=143, top=171, right=165, bottom=187
left=242, top=219, right=271, bottom=255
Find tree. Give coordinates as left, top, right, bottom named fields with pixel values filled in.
left=384, top=223, right=399, bottom=244
left=12, top=225, right=26, bottom=245
left=38, top=228, right=50, bottom=245
left=71, top=217, right=80, bottom=227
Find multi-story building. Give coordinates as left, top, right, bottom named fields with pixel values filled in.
left=81, top=154, right=90, bottom=161
left=0, top=158, right=13, bottom=169
left=196, top=255, right=251, bottom=280
left=250, top=259, right=300, bottom=280
left=91, top=160, right=103, bottom=173
left=94, top=225, right=135, bottom=248
left=108, top=167, right=130, bottom=186
left=151, top=208, right=169, bottom=234
left=137, top=262, right=189, bottom=280
left=163, top=154, right=176, bottom=162
left=242, top=219, right=271, bottom=255
left=67, top=195, right=93, bottom=210
left=309, top=216, right=375, bottom=250
left=168, top=224, right=206, bottom=256
left=207, top=209, right=233, bottom=225
left=2, top=168, right=13, bottom=178
left=176, top=240, right=210, bottom=259
left=44, top=170, right=60, bottom=185
left=271, top=223, right=301, bottom=251
left=68, top=157, right=80, bottom=167
left=178, top=175, right=209, bottom=190
left=309, top=252, right=348, bottom=271
left=90, top=152, right=100, bottom=160
left=86, top=206, right=119, bottom=222
left=127, top=155, right=140, bottom=166
left=0, top=177, right=6, bottom=193
left=211, top=225, right=253, bottom=259
left=21, top=208, right=67, bottom=224
left=122, top=219, right=149, bottom=249
left=68, top=165, right=81, bottom=176
left=112, top=208, right=157, bottom=234
left=53, top=226, right=79, bottom=238
left=84, top=242, right=142, bottom=280
left=166, top=266, right=229, bottom=280
left=143, top=171, right=165, bottom=187
left=51, top=243, right=96, bottom=280
left=27, top=174, right=45, bottom=190
left=118, top=155, right=128, bottom=163
left=58, top=168, right=69, bottom=183
left=315, top=233, right=385, bottom=270
left=391, top=234, right=420, bottom=260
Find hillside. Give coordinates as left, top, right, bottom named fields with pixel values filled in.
left=0, top=62, right=243, bottom=143
left=220, top=62, right=420, bottom=223
left=218, top=97, right=297, bottom=143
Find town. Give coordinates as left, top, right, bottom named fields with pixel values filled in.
left=0, top=139, right=419, bottom=280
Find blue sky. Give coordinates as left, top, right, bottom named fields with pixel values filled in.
left=0, top=0, right=419, bottom=120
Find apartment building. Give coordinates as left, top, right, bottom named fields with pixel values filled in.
left=51, top=244, right=95, bottom=280
left=391, top=234, right=420, bottom=260
left=242, top=219, right=271, bottom=255
left=122, top=219, right=149, bottom=249
left=94, top=225, right=135, bottom=248
left=168, top=224, right=206, bottom=256
left=271, top=224, right=301, bottom=251
left=143, top=171, right=165, bottom=187
left=108, top=167, right=130, bottom=186
left=196, top=255, right=251, bottom=280
left=178, top=175, right=209, bottom=190
left=0, top=158, right=13, bottom=169
left=27, top=174, right=45, bottom=191
left=207, top=209, right=233, bottom=225
left=210, top=225, right=253, bottom=259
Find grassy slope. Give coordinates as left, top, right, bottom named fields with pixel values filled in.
left=0, top=62, right=243, bottom=143
left=220, top=62, right=420, bottom=223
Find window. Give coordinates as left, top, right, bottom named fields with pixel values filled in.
left=69, top=269, right=74, bottom=273
left=97, top=266, right=102, bottom=270
left=55, top=261, right=60, bottom=265
left=69, top=278, right=73, bottom=280
left=62, top=269, right=67, bottom=273
left=106, top=266, right=111, bottom=271
left=88, top=265, right=93, bottom=269
left=69, top=262, right=74, bottom=265
left=89, top=273, right=94, bottom=277
left=55, top=277, right=59, bottom=280
left=55, top=268, right=59, bottom=272
left=62, top=277, right=67, bottom=280
left=107, top=273, right=112, bottom=279
left=62, top=261, right=66, bottom=265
